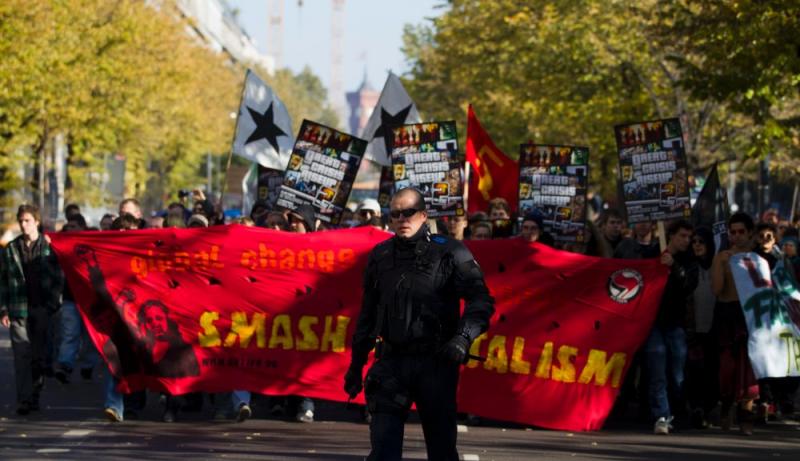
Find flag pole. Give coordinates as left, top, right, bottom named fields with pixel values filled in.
left=218, top=70, right=251, bottom=222
left=657, top=220, right=667, bottom=251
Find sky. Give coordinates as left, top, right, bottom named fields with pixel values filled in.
left=228, top=0, right=443, bottom=103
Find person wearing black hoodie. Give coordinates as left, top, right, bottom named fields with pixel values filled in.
left=685, top=226, right=718, bottom=428
left=646, top=220, right=699, bottom=434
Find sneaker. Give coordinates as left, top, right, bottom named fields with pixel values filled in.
left=80, top=368, right=93, bottom=381
left=296, top=408, right=314, bottom=423
left=16, top=401, right=32, bottom=416
left=104, top=408, right=123, bottom=422
left=295, top=398, right=314, bottom=423
left=54, top=368, right=70, bottom=385
left=654, top=416, right=672, bottom=435
left=237, top=403, right=252, bottom=422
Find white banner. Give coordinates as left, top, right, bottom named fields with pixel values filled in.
left=730, top=252, right=800, bottom=378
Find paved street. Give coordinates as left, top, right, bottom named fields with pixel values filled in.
left=1, top=327, right=798, bottom=460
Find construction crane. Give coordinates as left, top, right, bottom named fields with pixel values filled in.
left=269, top=0, right=347, bottom=128
left=330, top=0, right=346, bottom=128
left=267, top=0, right=285, bottom=69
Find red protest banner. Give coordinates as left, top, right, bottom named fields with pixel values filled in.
left=49, top=226, right=667, bottom=431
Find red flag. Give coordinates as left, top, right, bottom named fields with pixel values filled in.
left=50, top=226, right=667, bottom=431
left=465, top=105, right=519, bottom=213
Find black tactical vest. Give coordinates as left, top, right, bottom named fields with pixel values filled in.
left=372, top=234, right=458, bottom=348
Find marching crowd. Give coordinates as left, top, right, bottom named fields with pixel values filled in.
left=1, top=191, right=799, bottom=437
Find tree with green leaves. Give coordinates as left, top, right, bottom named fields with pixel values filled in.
left=0, top=0, right=338, bottom=219
left=401, top=0, right=798, bottom=200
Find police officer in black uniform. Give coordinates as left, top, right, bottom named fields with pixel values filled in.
left=344, top=187, right=494, bottom=461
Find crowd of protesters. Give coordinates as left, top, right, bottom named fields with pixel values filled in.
left=1, top=190, right=799, bottom=436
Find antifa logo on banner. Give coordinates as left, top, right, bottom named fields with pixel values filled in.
left=607, top=269, right=644, bottom=304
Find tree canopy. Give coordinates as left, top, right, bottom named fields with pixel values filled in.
left=401, top=0, right=800, bottom=199
left=0, top=0, right=337, bottom=215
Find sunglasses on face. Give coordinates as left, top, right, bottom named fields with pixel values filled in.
left=729, top=229, right=748, bottom=236
left=389, top=208, right=419, bottom=219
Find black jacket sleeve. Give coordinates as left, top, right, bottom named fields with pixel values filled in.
left=450, top=241, right=495, bottom=340
left=349, top=250, right=380, bottom=368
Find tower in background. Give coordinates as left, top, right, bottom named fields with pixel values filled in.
left=346, top=70, right=379, bottom=137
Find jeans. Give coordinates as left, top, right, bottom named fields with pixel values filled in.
left=105, top=370, right=146, bottom=417
left=57, top=300, right=99, bottom=371
left=9, top=309, right=50, bottom=404
left=233, top=391, right=251, bottom=409
left=104, top=371, right=124, bottom=416
left=645, top=326, right=687, bottom=420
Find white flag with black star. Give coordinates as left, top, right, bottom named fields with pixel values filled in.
left=361, top=72, right=421, bottom=166
left=232, top=69, right=294, bottom=170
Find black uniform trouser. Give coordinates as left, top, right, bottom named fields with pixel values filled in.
left=365, top=353, right=459, bottom=461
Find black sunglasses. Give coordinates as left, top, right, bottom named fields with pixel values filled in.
left=389, top=208, right=420, bottom=219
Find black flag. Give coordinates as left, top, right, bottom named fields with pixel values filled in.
left=691, top=163, right=730, bottom=252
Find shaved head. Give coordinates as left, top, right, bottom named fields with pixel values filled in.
left=392, top=187, right=425, bottom=211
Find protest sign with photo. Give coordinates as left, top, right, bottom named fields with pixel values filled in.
left=257, top=165, right=284, bottom=209
left=276, top=120, right=367, bottom=225
left=730, top=253, right=800, bottom=378
left=614, top=118, right=691, bottom=223
left=386, top=121, right=464, bottom=217
left=518, top=144, right=589, bottom=243
left=377, top=165, right=394, bottom=216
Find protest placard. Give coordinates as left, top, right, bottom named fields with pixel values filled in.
left=518, top=144, right=589, bottom=242
left=377, top=165, right=394, bottom=216
left=276, top=120, right=366, bottom=225
left=386, top=121, right=464, bottom=217
left=257, top=165, right=284, bottom=209
left=614, top=118, right=691, bottom=223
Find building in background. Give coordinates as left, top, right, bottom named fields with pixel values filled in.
left=346, top=72, right=381, bottom=203
left=176, top=0, right=275, bottom=74
left=346, top=71, right=379, bottom=136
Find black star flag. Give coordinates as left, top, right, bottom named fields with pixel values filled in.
left=361, top=72, right=420, bottom=166
left=232, top=69, right=294, bottom=170
left=691, top=163, right=730, bottom=252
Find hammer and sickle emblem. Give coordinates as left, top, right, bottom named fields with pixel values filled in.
left=476, top=145, right=505, bottom=200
